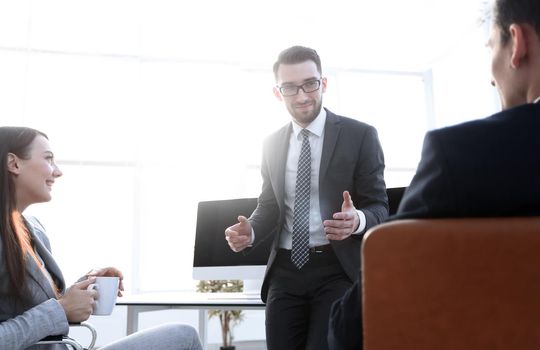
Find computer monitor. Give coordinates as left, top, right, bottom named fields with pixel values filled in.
left=387, top=186, right=406, bottom=216
left=192, top=198, right=271, bottom=283
left=192, top=188, right=406, bottom=286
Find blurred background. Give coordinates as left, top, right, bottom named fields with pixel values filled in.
left=1, top=0, right=496, bottom=347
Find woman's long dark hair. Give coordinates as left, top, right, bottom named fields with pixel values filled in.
left=0, top=126, right=48, bottom=300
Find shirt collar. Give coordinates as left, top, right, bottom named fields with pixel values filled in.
left=534, top=96, right=540, bottom=104
left=291, top=108, right=327, bottom=138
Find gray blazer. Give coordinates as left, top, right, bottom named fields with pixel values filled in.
left=249, top=109, right=388, bottom=301
left=0, top=217, right=69, bottom=350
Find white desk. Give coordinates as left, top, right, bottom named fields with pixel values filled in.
left=117, top=292, right=265, bottom=347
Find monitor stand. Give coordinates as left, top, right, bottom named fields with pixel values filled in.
left=205, top=279, right=264, bottom=301
left=243, top=279, right=263, bottom=299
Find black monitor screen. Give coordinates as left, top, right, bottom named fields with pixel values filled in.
left=387, top=187, right=406, bottom=215
left=193, top=188, right=405, bottom=270
left=193, top=198, right=272, bottom=268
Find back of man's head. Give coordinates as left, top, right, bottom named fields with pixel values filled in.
left=273, top=46, right=322, bottom=80
left=495, top=0, right=540, bottom=44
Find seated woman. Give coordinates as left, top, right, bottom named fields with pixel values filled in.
left=0, top=126, right=203, bottom=350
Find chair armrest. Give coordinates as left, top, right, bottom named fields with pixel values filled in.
left=37, top=322, right=96, bottom=349
left=37, top=335, right=83, bottom=350
left=70, top=322, right=97, bottom=350
left=40, top=335, right=63, bottom=341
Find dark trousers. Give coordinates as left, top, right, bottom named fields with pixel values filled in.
left=265, top=247, right=352, bottom=350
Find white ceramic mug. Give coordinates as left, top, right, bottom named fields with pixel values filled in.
left=87, top=276, right=119, bottom=316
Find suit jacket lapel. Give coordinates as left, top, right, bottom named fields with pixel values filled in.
left=271, top=123, right=292, bottom=210
left=26, top=224, right=65, bottom=298
left=320, top=110, right=341, bottom=184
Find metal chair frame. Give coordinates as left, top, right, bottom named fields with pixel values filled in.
left=37, top=322, right=97, bottom=350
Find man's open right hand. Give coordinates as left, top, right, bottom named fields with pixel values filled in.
left=225, top=215, right=252, bottom=252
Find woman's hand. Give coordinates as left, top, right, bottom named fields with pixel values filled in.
left=86, top=267, right=125, bottom=296
left=58, top=278, right=97, bottom=322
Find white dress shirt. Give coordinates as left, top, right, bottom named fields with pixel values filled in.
left=277, top=108, right=366, bottom=249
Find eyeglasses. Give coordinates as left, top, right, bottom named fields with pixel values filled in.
left=277, top=79, right=322, bottom=96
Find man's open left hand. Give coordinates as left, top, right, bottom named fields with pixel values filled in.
left=323, top=191, right=360, bottom=240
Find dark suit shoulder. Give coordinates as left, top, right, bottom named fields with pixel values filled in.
left=429, top=102, right=540, bottom=139
left=395, top=102, right=540, bottom=220
left=263, top=123, right=291, bottom=148
left=325, top=108, right=377, bottom=132
left=424, top=102, right=540, bottom=164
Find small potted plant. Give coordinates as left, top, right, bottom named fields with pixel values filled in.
left=196, top=280, right=244, bottom=350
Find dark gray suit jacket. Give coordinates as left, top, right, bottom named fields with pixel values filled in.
left=395, top=102, right=540, bottom=219
left=0, top=217, right=69, bottom=350
left=249, top=108, right=388, bottom=302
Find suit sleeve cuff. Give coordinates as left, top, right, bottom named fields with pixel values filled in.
left=50, top=299, right=70, bottom=335
left=249, top=227, right=255, bottom=247
left=352, top=210, right=366, bottom=234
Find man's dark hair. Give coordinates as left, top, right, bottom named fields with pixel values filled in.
left=272, top=46, right=322, bottom=80
left=495, top=0, right=540, bottom=44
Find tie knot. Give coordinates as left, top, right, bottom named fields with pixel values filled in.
left=301, top=129, right=310, bottom=139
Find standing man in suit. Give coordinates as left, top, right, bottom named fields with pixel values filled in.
left=225, top=45, right=388, bottom=350
left=328, top=0, right=540, bottom=348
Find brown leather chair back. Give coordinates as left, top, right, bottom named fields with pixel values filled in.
left=362, top=217, right=540, bottom=350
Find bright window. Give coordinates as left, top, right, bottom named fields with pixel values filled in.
left=2, top=0, right=496, bottom=294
